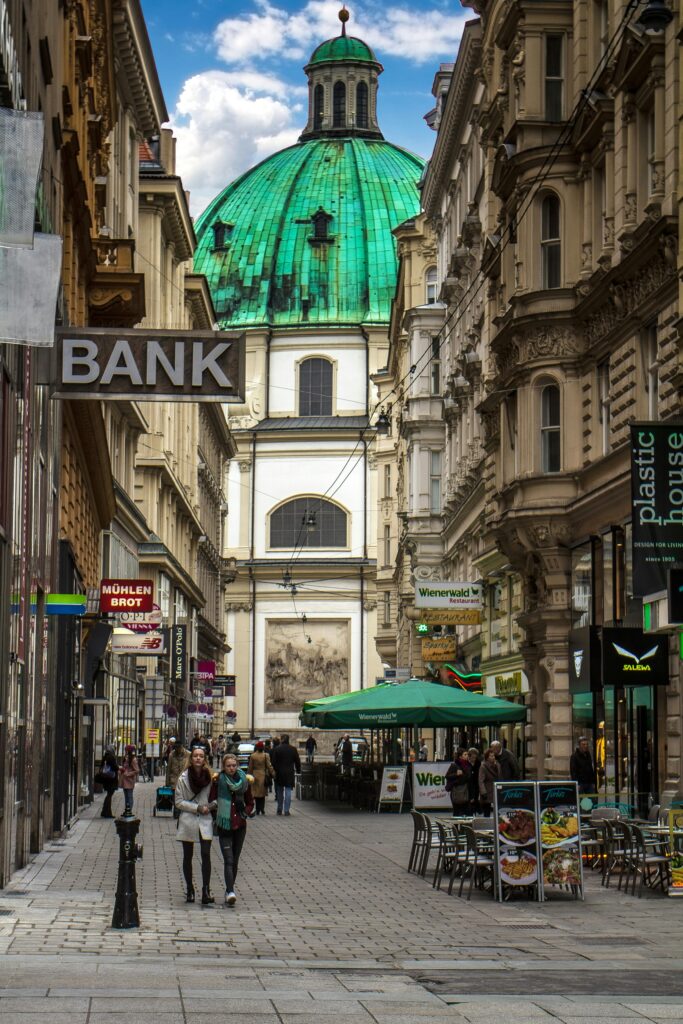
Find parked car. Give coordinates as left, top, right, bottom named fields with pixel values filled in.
left=334, top=736, right=368, bottom=764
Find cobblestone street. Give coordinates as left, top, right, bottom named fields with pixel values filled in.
left=1, top=782, right=683, bottom=1022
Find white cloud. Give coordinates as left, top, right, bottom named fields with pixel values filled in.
left=172, top=70, right=301, bottom=217
left=214, top=0, right=466, bottom=66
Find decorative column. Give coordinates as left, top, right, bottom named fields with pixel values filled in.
left=623, top=97, right=637, bottom=229
left=651, top=65, right=666, bottom=201
left=580, top=155, right=593, bottom=276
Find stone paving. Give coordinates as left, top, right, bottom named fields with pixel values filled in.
left=0, top=781, right=682, bottom=1021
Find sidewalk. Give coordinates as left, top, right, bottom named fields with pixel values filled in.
left=0, top=781, right=682, bottom=1021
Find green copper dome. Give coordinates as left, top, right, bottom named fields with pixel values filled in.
left=309, top=35, right=377, bottom=66
left=194, top=137, right=424, bottom=329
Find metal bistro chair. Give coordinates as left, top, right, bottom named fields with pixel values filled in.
left=630, top=823, right=671, bottom=897
left=433, top=819, right=463, bottom=891
left=408, top=810, right=428, bottom=874
left=453, top=824, right=494, bottom=900
left=601, top=819, right=626, bottom=888
left=419, top=814, right=443, bottom=877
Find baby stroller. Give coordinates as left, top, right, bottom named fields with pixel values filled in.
left=153, top=786, right=175, bottom=816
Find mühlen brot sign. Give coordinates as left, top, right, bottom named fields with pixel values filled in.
left=51, top=328, right=245, bottom=402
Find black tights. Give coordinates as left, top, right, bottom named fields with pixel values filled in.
left=182, top=839, right=212, bottom=890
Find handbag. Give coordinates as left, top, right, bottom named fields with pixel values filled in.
left=102, top=762, right=116, bottom=779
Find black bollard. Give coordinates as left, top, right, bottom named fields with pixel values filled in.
left=111, top=814, right=143, bottom=929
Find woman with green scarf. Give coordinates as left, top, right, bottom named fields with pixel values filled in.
left=213, top=752, right=254, bottom=906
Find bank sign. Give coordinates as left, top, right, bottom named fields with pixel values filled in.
left=631, top=423, right=683, bottom=596
left=50, top=328, right=245, bottom=402
left=414, top=581, right=483, bottom=610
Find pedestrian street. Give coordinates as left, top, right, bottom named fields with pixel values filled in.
left=0, top=783, right=682, bottom=1022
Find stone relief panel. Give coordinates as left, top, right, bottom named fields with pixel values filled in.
left=264, top=619, right=349, bottom=712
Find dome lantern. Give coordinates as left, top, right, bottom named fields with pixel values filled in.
left=301, top=8, right=384, bottom=140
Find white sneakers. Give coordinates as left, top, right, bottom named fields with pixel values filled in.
left=225, top=890, right=236, bottom=906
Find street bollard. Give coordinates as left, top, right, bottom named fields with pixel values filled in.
left=111, top=814, right=143, bottom=929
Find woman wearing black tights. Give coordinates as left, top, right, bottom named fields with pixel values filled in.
left=175, top=746, right=216, bottom=905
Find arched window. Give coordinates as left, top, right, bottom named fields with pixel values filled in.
left=270, top=497, right=347, bottom=548
left=356, top=81, right=368, bottom=128
left=299, top=357, right=333, bottom=416
left=541, top=194, right=561, bottom=288
left=425, top=266, right=437, bottom=303
left=333, top=81, right=346, bottom=128
left=541, top=383, right=561, bottom=473
left=313, top=84, right=324, bottom=131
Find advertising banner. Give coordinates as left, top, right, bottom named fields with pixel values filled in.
left=412, top=762, right=452, bottom=810
left=378, top=766, right=408, bottom=810
left=631, top=422, right=683, bottom=596
left=171, top=624, right=187, bottom=685
left=538, top=782, right=584, bottom=897
left=494, top=782, right=541, bottom=901
left=602, top=627, right=669, bottom=686
left=110, top=630, right=165, bottom=654
left=414, top=581, right=483, bottom=610
left=100, top=579, right=153, bottom=613
left=421, top=637, right=458, bottom=661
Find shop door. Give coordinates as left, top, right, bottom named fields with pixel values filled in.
left=629, top=687, right=655, bottom=818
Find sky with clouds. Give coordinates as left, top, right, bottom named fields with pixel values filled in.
left=140, top=0, right=469, bottom=217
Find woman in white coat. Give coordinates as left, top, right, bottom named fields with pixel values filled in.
left=175, top=746, right=216, bottom=904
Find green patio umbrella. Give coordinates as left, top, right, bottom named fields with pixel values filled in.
left=300, top=678, right=526, bottom=729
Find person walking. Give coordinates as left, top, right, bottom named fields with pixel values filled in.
left=118, top=745, right=139, bottom=817
left=467, top=747, right=482, bottom=813
left=216, top=734, right=226, bottom=768
left=341, top=734, right=353, bottom=773
left=478, top=747, right=500, bottom=815
left=305, top=733, right=317, bottom=764
left=271, top=733, right=301, bottom=816
left=165, top=738, right=189, bottom=818
left=570, top=736, right=596, bottom=794
left=98, top=744, right=118, bottom=818
left=418, top=738, right=429, bottom=762
left=247, top=741, right=273, bottom=815
left=270, top=737, right=281, bottom=800
left=175, top=746, right=216, bottom=905
left=189, top=730, right=204, bottom=751
left=445, top=746, right=471, bottom=816
left=212, top=752, right=254, bottom=906
left=490, top=739, right=519, bottom=781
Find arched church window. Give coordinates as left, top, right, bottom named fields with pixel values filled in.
left=313, top=84, right=324, bottom=130
left=299, top=357, right=333, bottom=416
left=356, top=81, right=368, bottom=128
left=269, top=497, right=347, bottom=548
left=333, top=81, right=346, bottom=128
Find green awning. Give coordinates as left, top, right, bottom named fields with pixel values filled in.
left=300, top=678, right=527, bottom=728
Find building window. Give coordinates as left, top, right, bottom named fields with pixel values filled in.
left=545, top=35, right=564, bottom=122
left=313, top=84, right=324, bottom=130
left=571, top=542, right=593, bottom=627
left=540, top=383, right=561, bottom=473
left=430, top=335, right=441, bottom=395
left=383, top=524, right=391, bottom=566
left=356, top=81, right=368, bottom=129
left=383, top=463, right=391, bottom=498
left=644, top=324, right=659, bottom=421
left=269, top=497, right=347, bottom=548
left=647, top=106, right=656, bottom=195
left=299, top=357, right=332, bottom=416
left=333, top=81, right=346, bottom=127
left=430, top=451, right=442, bottom=513
left=597, top=360, right=611, bottom=454
left=541, top=194, right=561, bottom=289
left=382, top=591, right=391, bottom=627
left=425, top=266, right=437, bottom=303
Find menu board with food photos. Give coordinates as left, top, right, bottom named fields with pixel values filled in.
left=378, top=765, right=408, bottom=811
left=494, top=782, right=541, bottom=901
left=538, top=782, right=584, bottom=899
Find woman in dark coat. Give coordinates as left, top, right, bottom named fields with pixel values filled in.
left=478, top=748, right=500, bottom=815
left=446, top=746, right=472, bottom=816
left=99, top=744, right=118, bottom=818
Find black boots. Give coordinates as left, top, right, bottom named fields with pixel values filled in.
left=186, top=884, right=195, bottom=903
left=201, top=886, right=215, bottom=905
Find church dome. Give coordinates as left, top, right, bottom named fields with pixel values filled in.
left=193, top=10, right=424, bottom=329
left=309, top=35, right=378, bottom=66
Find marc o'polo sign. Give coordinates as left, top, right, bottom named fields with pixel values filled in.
left=631, top=422, right=683, bottom=596
left=602, top=628, right=669, bottom=686
left=52, top=327, right=245, bottom=402
left=171, top=624, right=187, bottom=684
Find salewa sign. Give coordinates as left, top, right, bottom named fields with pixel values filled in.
left=602, top=628, right=668, bottom=686
left=414, top=581, right=483, bottom=609
left=50, top=328, right=245, bottom=402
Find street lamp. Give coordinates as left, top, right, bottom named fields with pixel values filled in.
left=637, top=0, right=673, bottom=30
left=375, top=407, right=391, bottom=436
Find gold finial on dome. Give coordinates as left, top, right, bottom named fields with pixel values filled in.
left=339, top=5, right=349, bottom=36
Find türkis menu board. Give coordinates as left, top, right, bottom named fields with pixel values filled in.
left=538, top=782, right=584, bottom=899
left=494, top=782, right=541, bottom=901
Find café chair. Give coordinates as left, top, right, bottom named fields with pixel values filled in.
left=453, top=824, right=494, bottom=900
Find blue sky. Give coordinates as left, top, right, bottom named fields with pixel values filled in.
left=140, top=0, right=468, bottom=216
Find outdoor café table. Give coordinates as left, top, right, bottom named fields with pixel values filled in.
left=641, top=825, right=683, bottom=852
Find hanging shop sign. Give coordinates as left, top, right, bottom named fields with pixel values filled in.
left=195, top=659, right=216, bottom=682
left=100, top=579, right=153, bottom=613
left=171, top=624, right=187, bottom=685
left=483, top=669, right=529, bottom=698
left=110, top=630, right=165, bottom=654
left=378, top=765, right=408, bottom=810
left=415, top=581, right=483, bottom=611
left=568, top=627, right=602, bottom=693
left=412, top=762, right=451, bottom=811
left=631, top=423, right=683, bottom=596
left=45, top=593, right=86, bottom=616
left=215, top=673, right=236, bottom=696
left=120, top=603, right=163, bottom=633
left=538, top=782, right=584, bottom=898
left=602, top=627, right=669, bottom=686
left=494, top=782, right=541, bottom=901
left=421, top=636, right=458, bottom=661
left=416, top=608, right=481, bottom=625
left=50, top=327, right=245, bottom=402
